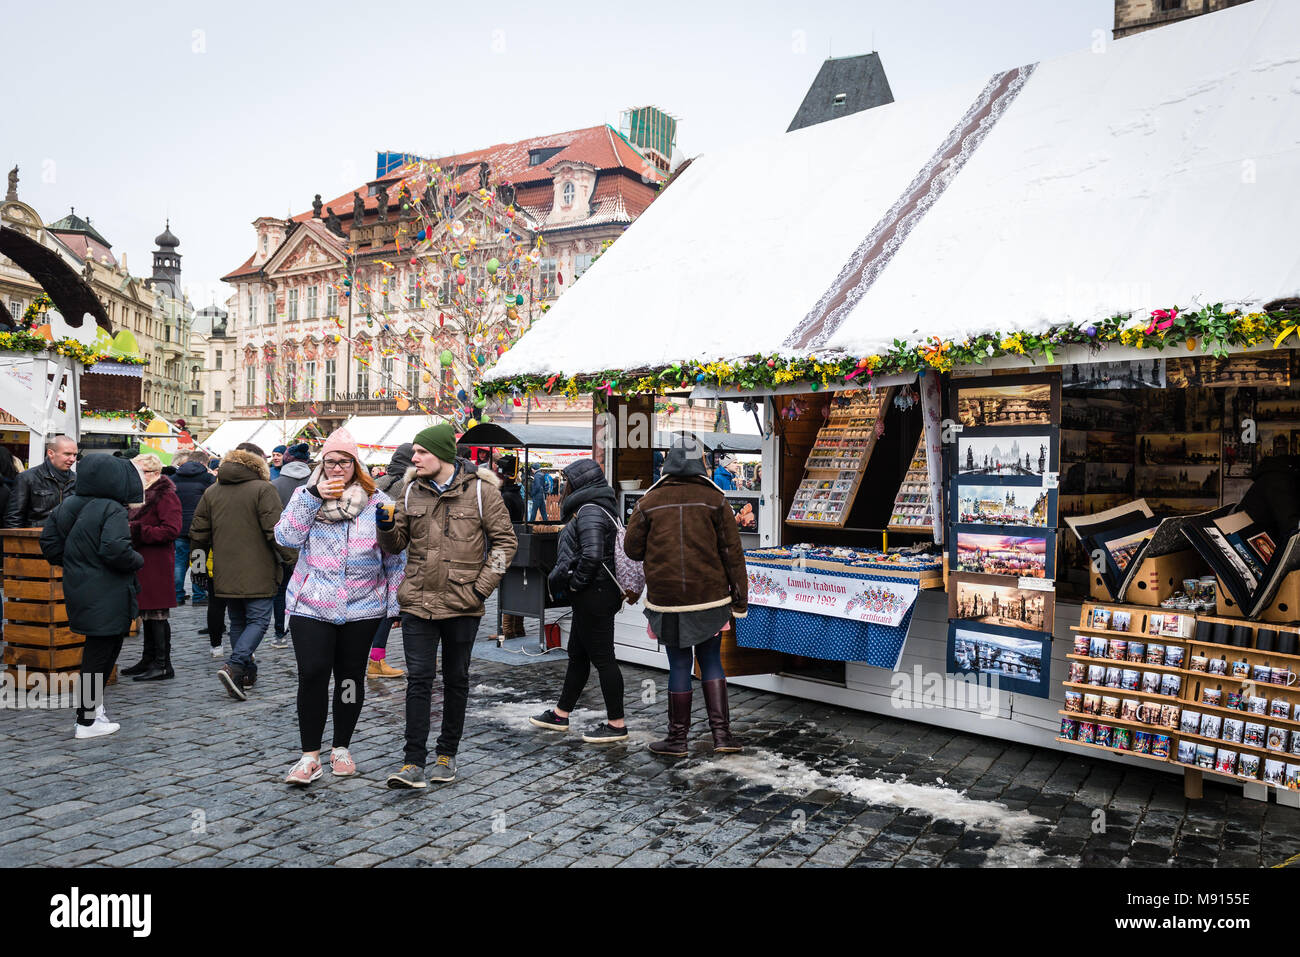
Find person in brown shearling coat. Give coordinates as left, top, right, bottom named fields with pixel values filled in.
left=624, top=434, right=748, bottom=756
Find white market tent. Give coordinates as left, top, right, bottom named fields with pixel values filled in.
left=488, top=0, right=1300, bottom=382
left=203, top=418, right=312, bottom=457
left=340, top=413, right=446, bottom=466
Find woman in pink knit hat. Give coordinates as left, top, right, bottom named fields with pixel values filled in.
left=273, top=428, right=405, bottom=787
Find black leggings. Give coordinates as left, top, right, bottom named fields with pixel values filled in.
left=557, top=580, right=625, bottom=720
left=78, top=634, right=125, bottom=725
left=289, top=616, right=380, bottom=752
left=207, top=596, right=227, bottom=648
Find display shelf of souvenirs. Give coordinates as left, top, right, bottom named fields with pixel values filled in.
left=787, top=388, right=893, bottom=529
left=888, top=435, right=935, bottom=533
left=1058, top=601, right=1300, bottom=791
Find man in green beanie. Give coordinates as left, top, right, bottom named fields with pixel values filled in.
left=376, top=422, right=517, bottom=788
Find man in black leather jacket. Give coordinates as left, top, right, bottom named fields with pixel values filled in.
left=4, top=435, right=77, bottom=528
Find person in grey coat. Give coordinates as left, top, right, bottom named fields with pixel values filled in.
left=270, top=443, right=312, bottom=646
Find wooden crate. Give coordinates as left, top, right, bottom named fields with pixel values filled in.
left=2, top=529, right=85, bottom=679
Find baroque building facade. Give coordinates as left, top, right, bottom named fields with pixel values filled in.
left=222, top=122, right=689, bottom=433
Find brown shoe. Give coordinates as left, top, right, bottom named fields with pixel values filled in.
left=648, top=691, right=692, bottom=757
left=367, top=658, right=405, bottom=679
left=701, top=678, right=742, bottom=753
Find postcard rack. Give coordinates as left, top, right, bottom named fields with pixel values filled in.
left=1057, top=601, right=1300, bottom=803
left=786, top=387, right=893, bottom=528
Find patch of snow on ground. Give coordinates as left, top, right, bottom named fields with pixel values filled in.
left=680, top=749, right=1049, bottom=840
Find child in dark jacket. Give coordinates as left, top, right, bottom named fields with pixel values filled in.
left=40, top=455, right=145, bottom=738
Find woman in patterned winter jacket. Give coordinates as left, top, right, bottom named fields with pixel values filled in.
left=273, top=428, right=405, bottom=787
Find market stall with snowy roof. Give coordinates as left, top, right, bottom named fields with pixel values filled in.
left=480, top=0, right=1300, bottom=800
left=203, top=418, right=313, bottom=457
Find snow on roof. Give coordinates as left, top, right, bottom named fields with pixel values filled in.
left=488, top=0, right=1300, bottom=384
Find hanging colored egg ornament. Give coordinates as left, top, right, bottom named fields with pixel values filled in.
left=456, top=273, right=466, bottom=286
left=422, top=372, right=432, bottom=383
left=480, top=413, right=491, bottom=423
left=451, top=221, right=465, bottom=237
left=515, top=294, right=524, bottom=306
left=440, top=349, right=454, bottom=366
left=485, top=258, right=500, bottom=275
left=395, top=396, right=410, bottom=411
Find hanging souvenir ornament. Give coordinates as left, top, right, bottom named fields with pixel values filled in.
left=485, top=258, right=500, bottom=275
left=396, top=396, right=410, bottom=411
left=451, top=221, right=465, bottom=237
left=440, top=349, right=454, bottom=367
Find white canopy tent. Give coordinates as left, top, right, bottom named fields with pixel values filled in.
left=203, top=418, right=312, bottom=457
left=487, top=0, right=1300, bottom=383
left=340, top=413, right=447, bottom=466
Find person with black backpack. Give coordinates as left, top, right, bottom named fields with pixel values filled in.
left=529, top=459, right=628, bottom=743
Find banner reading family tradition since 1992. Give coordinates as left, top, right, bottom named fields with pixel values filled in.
left=745, top=564, right=919, bottom=627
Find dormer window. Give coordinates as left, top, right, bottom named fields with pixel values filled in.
left=832, top=93, right=847, bottom=109
left=562, top=182, right=575, bottom=206
left=529, top=146, right=566, bottom=167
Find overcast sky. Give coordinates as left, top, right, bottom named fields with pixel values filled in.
left=8, top=0, right=1111, bottom=306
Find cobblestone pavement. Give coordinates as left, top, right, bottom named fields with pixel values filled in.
left=3, top=599, right=1300, bottom=868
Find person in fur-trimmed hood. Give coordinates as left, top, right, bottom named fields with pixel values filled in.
left=189, top=445, right=296, bottom=700
left=376, top=422, right=517, bottom=789
left=624, top=433, right=748, bottom=756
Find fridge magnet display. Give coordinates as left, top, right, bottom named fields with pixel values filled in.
left=947, top=620, right=1051, bottom=699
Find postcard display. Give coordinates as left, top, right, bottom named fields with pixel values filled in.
left=945, top=373, right=1061, bottom=699
left=786, top=388, right=893, bottom=527
left=1059, top=601, right=1300, bottom=798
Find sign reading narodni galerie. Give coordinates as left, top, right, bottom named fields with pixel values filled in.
left=745, top=565, right=919, bottom=626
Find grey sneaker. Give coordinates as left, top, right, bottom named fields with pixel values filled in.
left=386, top=764, right=427, bottom=789
left=428, top=754, right=457, bottom=783
left=582, top=722, right=629, bottom=744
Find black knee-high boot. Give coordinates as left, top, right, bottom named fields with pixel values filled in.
left=135, top=621, right=174, bottom=682
left=120, top=622, right=156, bottom=677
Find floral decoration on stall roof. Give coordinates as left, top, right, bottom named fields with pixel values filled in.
left=6, top=293, right=143, bottom=367
left=83, top=408, right=156, bottom=425
left=480, top=303, right=1300, bottom=399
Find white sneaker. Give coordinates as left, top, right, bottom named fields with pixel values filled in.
left=75, top=717, right=120, bottom=739
left=210, top=645, right=224, bottom=658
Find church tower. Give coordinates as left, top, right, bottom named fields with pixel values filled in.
left=151, top=220, right=182, bottom=298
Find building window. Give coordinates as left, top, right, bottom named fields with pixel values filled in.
left=382, top=280, right=390, bottom=313
left=406, top=361, right=420, bottom=398
left=574, top=252, right=593, bottom=280
left=539, top=258, right=557, bottom=298
left=1160, top=0, right=1182, bottom=9
left=440, top=273, right=453, bottom=305
left=356, top=362, right=370, bottom=397
left=306, top=284, right=318, bottom=319
left=245, top=367, right=255, bottom=406
left=266, top=292, right=275, bottom=324
left=305, top=360, right=317, bottom=398
left=8, top=299, right=21, bottom=318
left=249, top=290, right=257, bottom=325
left=440, top=366, right=454, bottom=399
left=214, top=391, right=222, bottom=412
left=406, top=272, right=416, bottom=307
left=382, top=356, right=395, bottom=392
left=266, top=367, right=277, bottom=402
left=326, top=284, right=338, bottom=317
left=286, top=362, right=297, bottom=399
left=190, top=400, right=199, bottom=418
left=287, top=288, right=299, bottom=322
left=832, top=92, right=847, bottom=109
left=325, top=359, right=336, bottom=398
left=215, top=350, right=223, bottom=370
left=562, top=181, right=575, bottom=206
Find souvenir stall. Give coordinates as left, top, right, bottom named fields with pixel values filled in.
left=476, top=0, right=1300, bottom=801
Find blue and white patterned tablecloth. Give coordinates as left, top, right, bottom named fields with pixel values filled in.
left=735, top=561, right=920, bottom=667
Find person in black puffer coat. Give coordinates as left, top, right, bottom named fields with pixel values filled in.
left=530, top=458, right=628, bottom=743
left=493, top=454, right=527, bottom=640
left=40, top=455, right=145, bottom=738
left=375, top=443, right=414, bottom=496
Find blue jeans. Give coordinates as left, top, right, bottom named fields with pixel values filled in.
left=665, top=635, right=725, bottom=692
left=174, top=537, right=206, bottom=602
left=226, top=597, right=273, bottom=676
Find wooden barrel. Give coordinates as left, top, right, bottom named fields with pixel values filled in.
left=1, top=529, right=121, bottom=689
